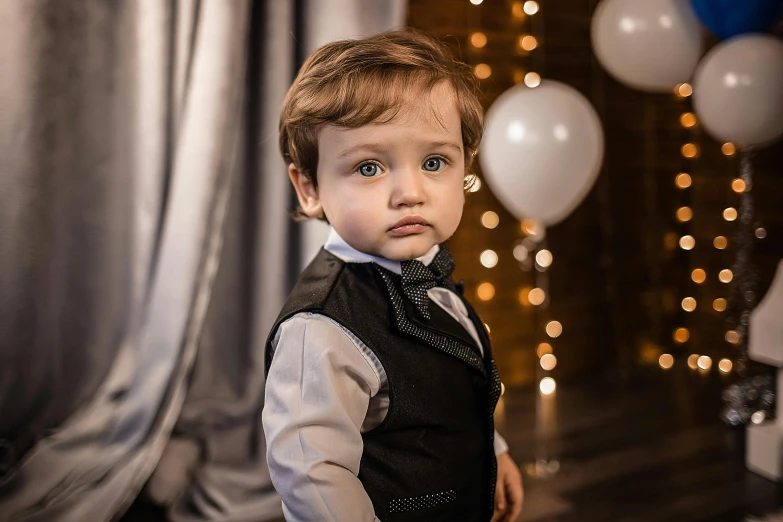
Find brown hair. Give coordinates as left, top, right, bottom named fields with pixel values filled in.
left=279, top=29, right=484, bottom=219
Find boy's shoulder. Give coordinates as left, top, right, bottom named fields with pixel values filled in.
left=280, top=248, right=383, bottom=319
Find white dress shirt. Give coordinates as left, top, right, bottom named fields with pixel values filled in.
left=262, top=228, right=508, bottom=522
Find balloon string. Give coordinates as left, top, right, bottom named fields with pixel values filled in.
left=733, top=149, right=757, bottom=369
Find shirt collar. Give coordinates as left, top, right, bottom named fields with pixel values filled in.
left=323, top=227, right=440, bottom=275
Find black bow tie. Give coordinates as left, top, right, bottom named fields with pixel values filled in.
left=400, top=245, right=456, bottom=320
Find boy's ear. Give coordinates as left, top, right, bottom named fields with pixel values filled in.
left=288, top=164, right=323, bottom=218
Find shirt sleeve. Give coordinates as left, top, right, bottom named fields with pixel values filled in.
left=494, top=430, right=509, bottom=455
left=263, top=313, right=382, bottom=522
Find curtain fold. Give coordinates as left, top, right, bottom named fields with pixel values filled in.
left=0, top=1, right=250, bottom=520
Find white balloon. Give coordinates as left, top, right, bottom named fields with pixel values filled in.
left=480, top=81, right=604, bottom=226
left=591, top=0, right=703, bottom=93
left=693, top=34, right=783, bottom=149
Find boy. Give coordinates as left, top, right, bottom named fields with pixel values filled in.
left=263, top=30, right=523, bottom=522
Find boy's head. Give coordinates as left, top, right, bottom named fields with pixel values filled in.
left=280, top=30, right=484, bottom=261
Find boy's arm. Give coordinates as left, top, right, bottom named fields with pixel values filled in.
left=263, top=313, right=381, bottom=522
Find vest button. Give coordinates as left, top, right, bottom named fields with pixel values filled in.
left=0, top=439, right=16, bottom=476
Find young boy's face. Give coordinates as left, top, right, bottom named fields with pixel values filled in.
left=291, top=81, right=466, bottom=261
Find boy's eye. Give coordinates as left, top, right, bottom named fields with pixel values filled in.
left=423, top=157, right=444, bottom=172
left=358, top=163, right=379, bottom=177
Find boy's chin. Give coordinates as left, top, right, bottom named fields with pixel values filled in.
left=382, top=237, right=439, bottom=261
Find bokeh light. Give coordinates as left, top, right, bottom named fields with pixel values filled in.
left=524, top=72, right=541, bottom=88
left=675, top=173, right=692, bottom=188
left=477, top=282, right=495, bottom=301
left=536, top=249, right=553, bottom=267
left=540, top=377, right=556, bottom=395
left=691, top=269, right=706, bottom=284
left=474, top=63, right=492, bottom=79
left=480, top=249, right=498, bottom=268
left=679, top=235, right=695, bottom=250
left=546, top=321, right=563, bottom=338
left=723, top=207, right=738, bottom=221
left=674, top=327, right=690, bottom=343
left=676, top=207, right=692, bottom=222
left=481, top=211, right=499, bottom=229
left=540, top=353, right=557, bottom=371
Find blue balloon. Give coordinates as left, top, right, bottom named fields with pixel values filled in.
left=690, top=0, right=783, bottom=39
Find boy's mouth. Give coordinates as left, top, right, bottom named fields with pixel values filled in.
left=389, top=215, right=431, bottom=236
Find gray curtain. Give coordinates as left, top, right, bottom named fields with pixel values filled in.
left=0, top=1, right=404, bottom=521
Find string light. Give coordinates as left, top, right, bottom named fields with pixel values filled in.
left=718, top=359, right=733, bottom=373
left=474, top=63, right=492, bottom=79
left=470, top=0, right=484, bottom=5
left=676, top=206, right=693, bottom=222
left=674, top=327, right=690, bottom=343
left=535, top=249, right=553, bottom=267
left=681, top=143, right=699, bottom=158
left=723, top=207, right=737, bottom=221
left=540, top=353, right=557, bottom=370
left=731, top=178, right=746, bottom=193
left=524, top=72, right=541, bottom=87
left=471, top=32, right=487, bottom=48
left=756, top=228, right=767, bottom=239
left=540, top=377, right=556, bottom=395
left=477, top=282, right=495, bottom=301
left=679, top=235, right=695, bottom=250
left=676, top=83, right=693, bottom=97
left=546, top=321, right=563, bottom=338
left=675, top=173, right=692, bottom=188
left=528, top=288, right=546, bottom=306
left=713, top=298, right=727, bottom=312
left=481, top=211, right=499, bottom=229
left=480, top=249, right=498, bottom=268
left=719, top=269, right=733, bottom=283
left=721, top=142, right=736, bottom=156
left=682, top=297, right=697, bottom=312
left=697, top=355, right=712, bottom=371
left=518, top=35, right=538, bottom=51
left=713, top=236, right=728, bottom=249
left=687, top=354, right=699, bottom=369
left=680, top=113, right=697, bottom=128
left=691, top=269, right=706, bottom=284
left=659, top=354, right=674, bottom=369
left=536, top=342, right=553, bottom=357
left=524, top=1, right=540, bottom=15
left=725, top=330, right=740, bottom=344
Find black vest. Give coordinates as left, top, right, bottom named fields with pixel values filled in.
left=266, top=249, right=501, bottom=521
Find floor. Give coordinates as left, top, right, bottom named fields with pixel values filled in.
left=122, top=365, right=783, bottom=522
left=501, top=366, right=783, bottom=522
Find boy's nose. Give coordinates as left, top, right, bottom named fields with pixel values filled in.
left=390, top=167, right=426, bottom=208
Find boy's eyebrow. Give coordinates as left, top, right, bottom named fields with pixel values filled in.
left=337, top=140, right=463, bottom=158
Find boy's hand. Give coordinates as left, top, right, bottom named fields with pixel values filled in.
left=491, top=451, right=524, bottom=522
